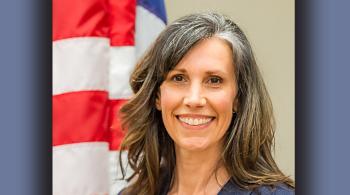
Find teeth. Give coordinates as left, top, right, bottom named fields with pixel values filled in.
left=178, top=117, right=212, bottom=126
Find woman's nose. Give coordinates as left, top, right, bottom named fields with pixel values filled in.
left=183, top=83, right=206, bottom=107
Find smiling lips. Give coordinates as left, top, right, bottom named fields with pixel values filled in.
left=177, top=115, right=214, bottom=126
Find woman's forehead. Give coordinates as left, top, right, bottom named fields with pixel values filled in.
left=170, top=38, right=234, bottom=72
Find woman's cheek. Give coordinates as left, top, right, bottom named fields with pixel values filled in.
left=160, top=85, right=182, bottom=108
left=210, top=90, right=235, bottom=111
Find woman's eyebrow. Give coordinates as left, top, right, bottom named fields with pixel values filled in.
left=205, top=70, right=225, bottom=74
left=203, top=70, right=231, bottom=77
left=170, top=68, right=187, bottom=73
left=169, top=69, right=229, bottom=77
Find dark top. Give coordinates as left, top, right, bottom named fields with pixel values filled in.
left=119, top=178, right=294, bottom=195
left=159, top=178, right=294, bottom=195
left=216, top=179, right=294, bottom=195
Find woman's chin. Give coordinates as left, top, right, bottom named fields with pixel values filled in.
left=177, top=137, right=210, bottom=152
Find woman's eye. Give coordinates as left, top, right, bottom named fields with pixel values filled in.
left=208, top=77, right=222, bottom=84
left=172, top=74, right=185, bottom=82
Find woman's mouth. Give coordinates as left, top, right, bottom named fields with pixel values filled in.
left=177, top=115, right=215, bottom=127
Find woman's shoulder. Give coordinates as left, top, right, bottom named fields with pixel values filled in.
left=219, top=180, right=294, bottom=195
left=254, top=184, right=295, bottom=195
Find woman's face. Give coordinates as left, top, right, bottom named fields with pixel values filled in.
left=156, top=37, right=238, bottom=152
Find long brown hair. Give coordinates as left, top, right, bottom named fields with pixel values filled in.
left=119, top=12, right=294, bottom=195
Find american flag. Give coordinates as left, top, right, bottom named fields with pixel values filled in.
left=52, top=0, right=167, bottom=194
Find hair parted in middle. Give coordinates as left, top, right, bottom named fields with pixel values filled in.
left=119, top=12, right=293, bottom=195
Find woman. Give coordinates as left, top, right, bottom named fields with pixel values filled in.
left=118, top=12, right=294, bottom=195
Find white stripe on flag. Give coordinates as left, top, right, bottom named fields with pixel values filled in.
left=109, top=46, right=135, bottom=99
left=109, top=151, right=133, bottom=195
left=53, top=142, right=109, bottom=195
left=53, top=37, right=110, bottom=95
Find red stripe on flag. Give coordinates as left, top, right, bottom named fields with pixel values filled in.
left=108, top=99, right=128, bottom=150
left=53, top=91, right=110, bottom=146
left=53, top=0, right=109, bottom=41
left=108, top=0, right=136, bottom=46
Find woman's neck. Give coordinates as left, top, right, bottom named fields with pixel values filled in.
left=168, top=146, right=230, bottom=195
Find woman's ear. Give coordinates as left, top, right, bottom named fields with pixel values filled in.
left=233, top=97, right=239, bottom=113
left=156, top=92, right=161, bottom=111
